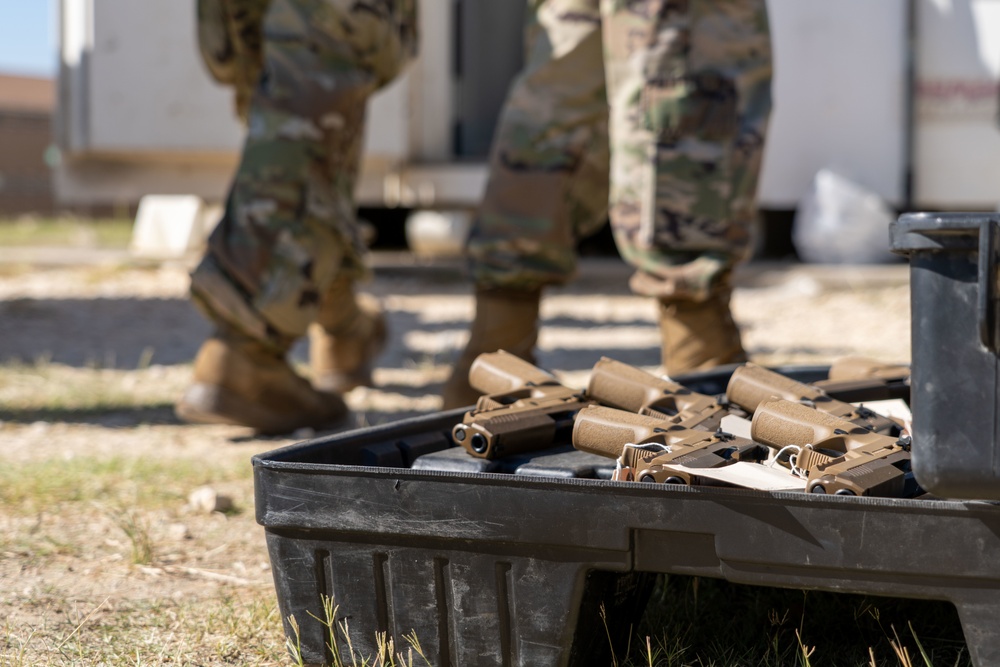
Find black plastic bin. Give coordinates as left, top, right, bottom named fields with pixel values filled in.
left=254, top=366, right=1000, bottom=667
left=891, top=212, right=1000, bottom=500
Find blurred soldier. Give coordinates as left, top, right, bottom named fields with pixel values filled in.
left=442, top=0, right=773, bottom=407
left=178, top=0, right=417, bottom=433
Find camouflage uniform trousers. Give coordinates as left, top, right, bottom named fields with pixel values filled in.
left=190, top=0, right=417, bottom=351
left=467, top=0, right=773, bottom=302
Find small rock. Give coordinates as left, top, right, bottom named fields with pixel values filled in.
left=167, top=523, right=192, bottom=540
left=187, top=486, right=234, bottom=514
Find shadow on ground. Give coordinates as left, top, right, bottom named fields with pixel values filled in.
left=0, top=403, right=180, bottom=427
left=0, top=296, right=663, bottom=371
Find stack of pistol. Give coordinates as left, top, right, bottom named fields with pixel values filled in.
left=450, top=351, right=919, bottom=498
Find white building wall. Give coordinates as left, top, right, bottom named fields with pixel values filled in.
left=56, top=0, right=1000, bottom=211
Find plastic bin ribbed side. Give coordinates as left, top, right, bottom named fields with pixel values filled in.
left=891, top=212, right=1000, bottom=499
left=253, top=410, right=651, bottom=667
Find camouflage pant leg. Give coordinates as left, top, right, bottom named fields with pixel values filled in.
left=466, top=0, right=611, bottom=291
left=197, top=0, right=272, bottom=121
left=469, top=0, right=772, bottom=299
left=190, top=0, right=417, bottom=350
left=603, top=0, right=773, bottom=301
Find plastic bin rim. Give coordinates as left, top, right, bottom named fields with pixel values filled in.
left=895, top=211, right=1000, bottom=228
left=251, top=446, right=997, bottom=514
left=891, top=211, right=1000, bottom=253
left=251, top=362, right=984, bottom=514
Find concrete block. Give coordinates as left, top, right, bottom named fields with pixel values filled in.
left=130, top=195, right=222, bottom=259
left=405, top=210, right=471, bottom=258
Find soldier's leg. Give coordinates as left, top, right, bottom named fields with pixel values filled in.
left=601, top=0, right=772, bottom=375
left=442, top=0, right=609, bottom=408
left=306, top=0, right=416, bottom=394
left=179, top=0, right=415, bottom=433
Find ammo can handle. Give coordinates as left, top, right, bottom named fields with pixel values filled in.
left=978, top=220, right=1000, bottom=353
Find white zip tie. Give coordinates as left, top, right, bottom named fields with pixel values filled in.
left=769, top=444, right=800, bottom=468
left=769, top=444, right=811, bottom=480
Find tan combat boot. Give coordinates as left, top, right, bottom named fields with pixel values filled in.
left=658, top=287, right=747, bottom=377
left=441, top=287, right=541, bottom=409
left=309, top=277, right=388, bottom=394
left=176, top=328, right=350, bottom=435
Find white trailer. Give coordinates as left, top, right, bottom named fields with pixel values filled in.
left=55, top=0, right=1000, bottom=217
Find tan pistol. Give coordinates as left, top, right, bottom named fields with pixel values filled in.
left=751, top=398, right=918, bottom=497
left=451, top=350, right=591, bottom=459
left=572, top=404, right=767, bottom=485
left=812, top=356, right=911, bottom=403
left=727, top=362, right=900, bottom=435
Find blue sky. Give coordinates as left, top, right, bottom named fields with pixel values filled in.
left=0, top=0, right=56, bottom=77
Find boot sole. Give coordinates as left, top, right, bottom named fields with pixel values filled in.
left=176, top=383, right=350, bottom=436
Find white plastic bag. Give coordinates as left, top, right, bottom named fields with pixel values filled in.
left=792, top=169, right=898, bottom=264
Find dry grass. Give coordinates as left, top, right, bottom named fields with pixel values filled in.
left=0, top=363, right=186, bottom=422
left=0, top=216, right=133, bottom=248
left=285, top=596, right=434, bottom=667
left=1, top=591, right=286, bottom=666
left=0, top=357, right=285, bottom=666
